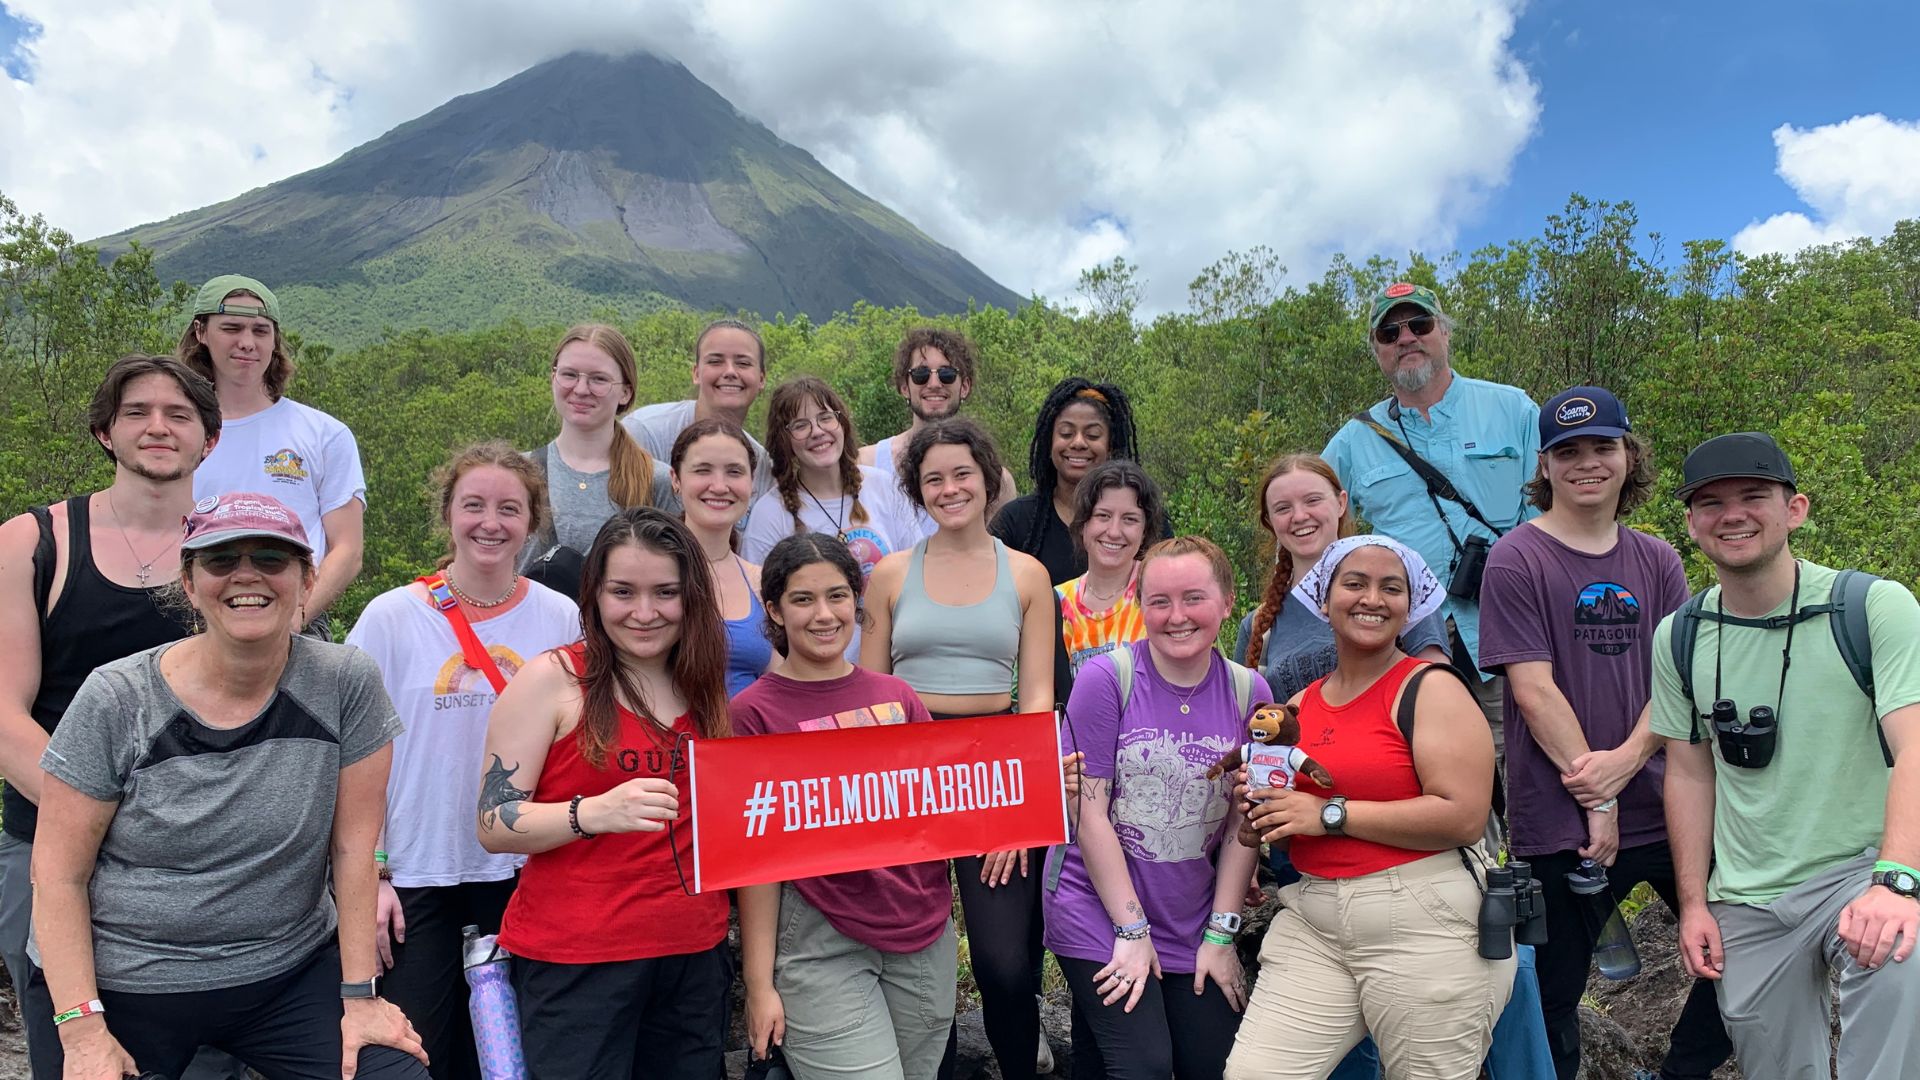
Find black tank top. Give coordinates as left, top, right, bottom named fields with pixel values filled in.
left=6, top=495, right=193, bottom=841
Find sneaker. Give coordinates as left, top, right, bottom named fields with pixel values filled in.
left=1037, top=1034, right=1055, bottom=1074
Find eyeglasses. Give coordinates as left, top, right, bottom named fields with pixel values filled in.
left=553, top=369, right=620, bottom=395
left=786, top=412, right=842, bottom=437
left=194, top=547, right=300, bottom=576
left=1373, top=315, right=1437, bottom=345
left=908, top=366, right=959, bottom=386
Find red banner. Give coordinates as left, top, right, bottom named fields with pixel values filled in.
left=687, top=712, right=1068, bottom=893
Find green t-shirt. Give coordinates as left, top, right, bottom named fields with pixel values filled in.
left=1650, top=561, right=1920, bottom=904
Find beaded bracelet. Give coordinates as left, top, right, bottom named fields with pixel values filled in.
left=569, top=794, right=596, bottom=838
left=1113, top=920, right=1152, bottom=942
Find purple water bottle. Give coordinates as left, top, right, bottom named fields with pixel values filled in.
left=463, top=924, right=527, bottom=1080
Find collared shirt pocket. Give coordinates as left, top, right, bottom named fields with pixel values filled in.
left=1461, top=443, right=1526, bottom=519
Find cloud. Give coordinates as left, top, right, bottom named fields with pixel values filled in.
left=1734, top=114, right=1920, bottom=256
left=0, top=0, right=1540, bottom=310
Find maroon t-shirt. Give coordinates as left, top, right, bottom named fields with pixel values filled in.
left=729, top=668, right=951, bottom=953
left=1478, top=522, right=1690, bottom=857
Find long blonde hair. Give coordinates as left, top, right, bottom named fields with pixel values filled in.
left=552, top=324, right=655, bottom=508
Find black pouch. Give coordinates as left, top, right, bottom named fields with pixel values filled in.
left=523, top=544, right=584, bottom=601
left=1448, top=533, right=1492, bottom=600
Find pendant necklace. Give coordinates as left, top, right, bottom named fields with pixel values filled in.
left=106, top=490, right=175, bottom=587
left=799, top=480, right=849, bottom=542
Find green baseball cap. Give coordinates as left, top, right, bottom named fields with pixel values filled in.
left=1368, top=281, right=1444, bottom=329
left=192, top=274, right=280, bottom=324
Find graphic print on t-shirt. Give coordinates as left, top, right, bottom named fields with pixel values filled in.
left=1573, top=581, right=1641, bottom=656
left=797, top=700, right=909, bottom=732
left=844, top=525, right=888, bottom=580
left=433, top=646, right=525, bottom=708
left=263, top=449, right=311, bottom=484
left=1112, top=729, right=1233, bottom=863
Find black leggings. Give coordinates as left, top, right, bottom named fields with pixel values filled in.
left=382, top=878, right=516, bottom=1080
left=1057, top=956, right=1242, bottom=1080
left=25, top=942, right=428, bottom=1080
left=1528, top=842, right=1730, bottom=1080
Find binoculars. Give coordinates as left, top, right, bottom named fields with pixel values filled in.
left=1477, top=860, right=1547, bottom=960
left=1711, top=698, right=1777, bottom=769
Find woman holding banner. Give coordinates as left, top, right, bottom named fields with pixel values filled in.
left=1044, top=536, right=1265, bottom=1080
left=733, top=533, right=957, bottom=1080
left=862, top=417, right=1058, bottom=1080
left=347, top=442, right=579, bottom=1080
left=475, top=507, right=733, bottom=1080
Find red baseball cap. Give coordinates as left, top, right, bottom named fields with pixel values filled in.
left=182, top=492, right=312, bottom=554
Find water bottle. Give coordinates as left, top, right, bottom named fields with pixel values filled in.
left=1565, top=859, right=1642, bottom=980
left=463, top=925, right=528, bottom=1080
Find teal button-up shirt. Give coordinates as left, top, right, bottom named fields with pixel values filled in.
left=1323, top=373, right=1541, bottom=673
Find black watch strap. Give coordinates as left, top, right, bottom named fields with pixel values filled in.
left=1873, top=869, right=1919, bottom=899
left=341, top=977, right=380, bottom=999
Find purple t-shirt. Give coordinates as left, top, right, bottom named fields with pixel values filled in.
left=1044, top=642, right=1271, bottom=973
left=1478, top=522, right=1689, bottom=857
left=729, top=668, right=951, bottom=953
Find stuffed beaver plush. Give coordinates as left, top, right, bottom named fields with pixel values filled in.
left=1208, top=702, right=1334, bottom=849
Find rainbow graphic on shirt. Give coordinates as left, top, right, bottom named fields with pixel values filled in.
left=433, top=646, right=526, bottom=710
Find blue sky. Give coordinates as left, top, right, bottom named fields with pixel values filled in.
left=1456, top=1, right=1919, bottom=256
left=0, top=5, right=33, bottom=80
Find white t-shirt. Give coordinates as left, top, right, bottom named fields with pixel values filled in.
left=741, top=465, right=922, bottom=577
left=345, top=581, right=581, bottom=887
left=621, top=399, right=774, bottom=509
left=869, top=435, right=937, bottom=542
left=194, top=397, right=366, bottom=566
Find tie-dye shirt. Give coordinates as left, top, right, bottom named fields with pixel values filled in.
left=1057, top=574, right=1146, bottom=681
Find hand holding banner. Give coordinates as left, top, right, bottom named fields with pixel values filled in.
left=688, top=711, right=1069, bottom=892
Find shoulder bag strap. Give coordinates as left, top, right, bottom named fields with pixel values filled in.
left=417, top=573, right=509, bottom=694
left=1352, top=409, right=1506, bottom=538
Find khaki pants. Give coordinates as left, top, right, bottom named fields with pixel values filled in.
left=1226, top=851, right=1515, bottom=1080
left=774, top=883, right=957, bottom=1080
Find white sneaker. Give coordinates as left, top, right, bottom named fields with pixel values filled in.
left=1037, top=1034, right=1055, bottom=1075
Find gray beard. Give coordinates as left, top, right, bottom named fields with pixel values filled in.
left=1391, top=357, right=1436, bottom=395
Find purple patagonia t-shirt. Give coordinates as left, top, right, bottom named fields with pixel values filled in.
left=1044, top=642, right=1271, bottom=974
left=1478, top=522, right=1690, bottom=857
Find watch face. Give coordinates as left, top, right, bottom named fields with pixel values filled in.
left=1898, top=871, right=1918, bottom=894
left=1321, top=804, right=1341, bottom=826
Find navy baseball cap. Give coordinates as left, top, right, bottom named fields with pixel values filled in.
left=1676, top=432, right=1797, bottom=503
left=1540, top=386, right=1630, bottom=451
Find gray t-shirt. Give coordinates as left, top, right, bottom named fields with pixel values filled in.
left=522, top=443, right=678, bottom=569
left=621, top=400, right=774, bottom=504
left=31, top=635, right=403, bottom=992
left=1233, top=598, right=1449, bottom=702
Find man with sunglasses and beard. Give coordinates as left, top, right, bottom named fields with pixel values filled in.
left=0, top=355, right=247, bottom=1079
left=1323, top=283, right=1540, bottom=777
left=860, top=328, right=1018, bottom=535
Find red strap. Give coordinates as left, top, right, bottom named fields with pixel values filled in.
left=417, top=573, right=509, bottom=694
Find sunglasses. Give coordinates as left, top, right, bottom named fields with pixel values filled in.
left=194, top=547, right=301, bottom=577
left=908, top=366, right=960, bottom=386
left=1372, top=315, right=1437, bottom=345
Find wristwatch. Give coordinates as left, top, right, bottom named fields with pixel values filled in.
left=341, top=976, right=381, bottom=1000
left=1208, top=911, right=1243, bottom=935
left=1872, top=868, right=1919, bottom=899
left=1320, top=796, right=1348, bottom=836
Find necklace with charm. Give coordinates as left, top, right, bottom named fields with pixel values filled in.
left=799, top=481, right=849, bottom=541
left=106, top=490, right=176, bottom=587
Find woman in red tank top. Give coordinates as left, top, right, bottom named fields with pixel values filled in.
left=1224, top=536, right=1514, bottom=1080
left=477, top=507, right=733, bottom=1080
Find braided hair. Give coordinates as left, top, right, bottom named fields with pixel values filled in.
left=1244, top=453, right=1356, bottom=666
left=765, top=376, right=867, bottom=536
left=1020, top=378, right=1138, bottom=555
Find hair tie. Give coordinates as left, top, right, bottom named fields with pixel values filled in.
left=1074, top=387, right=1109, bottom=404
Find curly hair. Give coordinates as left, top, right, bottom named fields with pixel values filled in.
left=431, top=440, right=551, bottom=571
left=758, top=532, right=868, bottom=656
left=176, top=287, right=297, bottom=400
left=1018, top=378, right=1139, bottom=554
left=1067, top=460, right=1166, bottom=559
left=891, top=327, right=978, bottom=389
left=1244, top=454, right=1355, bottom=666
left=765, top=377, right=867, bottom=534
left=896, top=417, right=1006, bottom=511
left=572, top=508, right=731, bottom=767
left=1523, top=431, right=1656, bottom=518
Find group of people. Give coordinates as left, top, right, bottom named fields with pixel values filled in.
left=0, top=271, right=1910, bottom=1080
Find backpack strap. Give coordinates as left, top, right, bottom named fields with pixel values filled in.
left=1110, top=643, right=1136, bottom=713
left=1827, top=569, right=1889, bottom=766
left=1670, top=589, right=1711, bottom=746
left=1226, top=658, right=1255, bottom=718
left=1394, top=661, right=1475, bottom=746
left=28, top=505, right=55, bottom=622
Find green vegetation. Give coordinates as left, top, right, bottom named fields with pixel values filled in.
left=7, top=192, right=1920, bottom=632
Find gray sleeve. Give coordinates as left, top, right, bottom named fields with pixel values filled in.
left=1400, top=610, right=1450, bottom=658
left=650, top=459, right=681, bottom=514
left=40, top=667, right=140, bottom=802
left=1232, top=612, right=1255, bottom=668
left=336, top=647, right=404, bottom=767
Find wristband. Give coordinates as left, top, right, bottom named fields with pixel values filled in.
left=1202, top=929, right=1236, bottom=947
left=569, top=794, right=596, bottom=838
left=1112, top=917, right=1151, bottom=941
left=1875, top=859, right=1919, bottom=879
left=1590, top=798, right=1617, bottom=813
left=52, top=999, right=105, bottom=1026
left=373, top=849, right=388, bottom=865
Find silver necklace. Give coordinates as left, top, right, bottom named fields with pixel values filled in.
left=105, top=490, right=176, bottom=587
left=448, top=570, right=519, bottom=608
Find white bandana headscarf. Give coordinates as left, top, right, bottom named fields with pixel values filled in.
left=1291, top=534, right=1445, bottom=627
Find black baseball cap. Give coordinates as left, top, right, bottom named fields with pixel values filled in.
left=1676, top=432, right=1797, bottom=503
left=1540, top=386, right=1630, bottom=451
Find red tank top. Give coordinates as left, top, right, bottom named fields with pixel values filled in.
left=1287, top=656, right=1433, bottom=879
left=498, top=645, right=728, bottom=963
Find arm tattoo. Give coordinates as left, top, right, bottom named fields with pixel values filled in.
left=1081, top=776, right=1110, bottom=799
left=478, top=754, right=532, bottom=833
